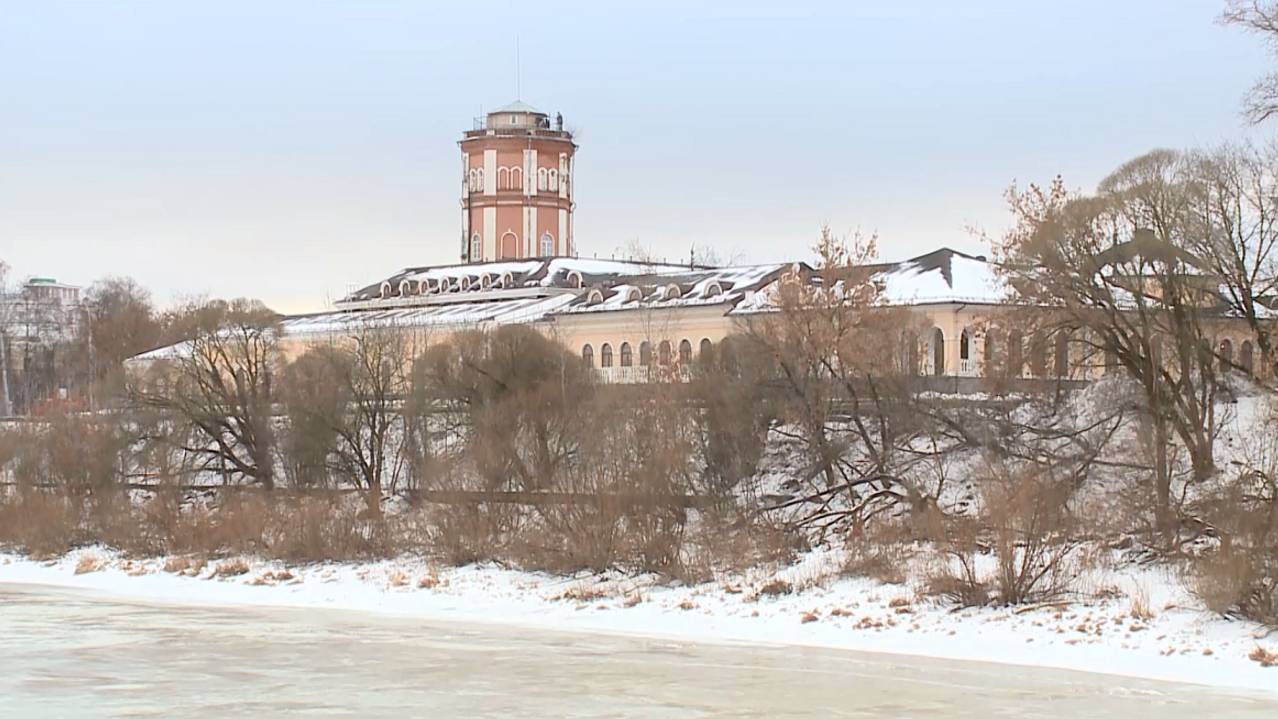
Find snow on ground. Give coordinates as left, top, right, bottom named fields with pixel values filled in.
left=3, top=547, right=1276, bottom=695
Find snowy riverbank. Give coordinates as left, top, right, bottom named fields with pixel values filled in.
left=3, top=547, right=1277, bottom=695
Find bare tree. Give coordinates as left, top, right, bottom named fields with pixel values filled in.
left=992, top=155, right=1224, bottom=539
left=0, top=261, right=13, bottom=417
left=1223, top=1, right=1278, bottom=123
left=417, top=325, right=594, bottom=492
left=74, top=276, right=161, bottom=408
left=280, top=328, right=414, bottom=515
left=742, top=226, right=933, bottom=533
left=131, top=299, right=280, bottom=488
left=1182, top=142, right=1278, bottom=370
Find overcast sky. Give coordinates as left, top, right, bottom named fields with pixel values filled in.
left=0, top=0, right=1270, bottom=313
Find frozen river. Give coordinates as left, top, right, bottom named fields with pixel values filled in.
left=2, top=583, right=1276, bottom=718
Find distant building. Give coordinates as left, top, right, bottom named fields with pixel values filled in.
left=131, top=100, right=1270, bottom=393
left=460, top=101, right=575, bottom=262
left=0, top=277, right=83, bottom=414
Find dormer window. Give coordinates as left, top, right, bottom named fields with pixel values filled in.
left=703, top=281, right=723, bottom=299
left=567, top=270, right=583, bottom=288
left=380, top=282, right=392, bottom=299
left=481, top=274, right=493, bottom=289
left=398, top=280, right=413, bottom=297
left=586, top=289, right=604, bottom=305
left=662, top=284, right=682, bottom=300
left=500, top=272, right=514, bottom=288
left=439, top=278, right=451, bottom=293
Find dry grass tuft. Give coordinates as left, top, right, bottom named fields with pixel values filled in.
left=755, top=578, right=793, bottom=598
left=1128, top=584, right=1155, bottom=621
left=1248, top=646, right=1278, bottom=668
left=74, top=553, right=105, bottom=575
left=212, top=558, right=250, bottom=578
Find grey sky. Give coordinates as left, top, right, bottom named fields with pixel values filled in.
left=0, top=0, right=1268, bottom=313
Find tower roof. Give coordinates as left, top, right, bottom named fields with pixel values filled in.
left=491, top=100, right=543, bottom=115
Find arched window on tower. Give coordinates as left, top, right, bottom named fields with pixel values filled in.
left=549, top=169, right=558, bottom=192
left=476, top=168, right=484, bottom=191
left=540, top=233, right=554, bottom=257
left=497, top=167, right=510, bottom=190
left=511, top=166, right=523, bottom=192
left=537, top=168, right=548, bottom=191
left=470, top=234, right=481, bottom=261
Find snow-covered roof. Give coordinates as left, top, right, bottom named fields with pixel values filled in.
left=732, top=248, right=1006, bottom=315
left=877, top=248, right=1006, bottom=305
left=341, top=257, right=711, bottom=305
left=283, top=294, right=579, bottom=336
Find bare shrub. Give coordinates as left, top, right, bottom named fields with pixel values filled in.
left=0, top=491, right=81, bottom=558
left=425, top=502, right=521, bottom=566
left=927, top=462, right=1081, bottom=606
left=843, top=523, right=915, bottom=584
left=1187, top=408, right=1278, bottom=625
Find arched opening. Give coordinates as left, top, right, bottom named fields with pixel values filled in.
left=703, top=282, right=723, bottom=299
left=586, top=289, right=604, bottom=305
left=699, top=338, right=713, bottom=360
left=601, top=343, right=613, bottom=368
left=1007, top=329, right=1024, bottom=378
left=511, top=167, right=523, bottom=192
left=1054, top=330, right=1071, bottom=378
left=1241, top=340, right=1255, bottom=376
left=658, top=340, right=672, bottom=366
left=500, top=231, right=518, bottom=259
left=982, top=327, right=999, bottom=376
left=540, top=232, right=554, bottom=257
left=497, top=167, right=510, bottom=190
left=567, top=270, right=583, bottom=288
left=662, top=284, right=682, bottom=300
left=1219, top=338, right=1234, bottom=370
left=620, top=342, right=633, bottom=367
left=398, top=280, right=413, bottom=297
left=1028, top=332, right=1048, bottom=378
left=640, top=341, right=653, bottom=367
left=899, top=331, right=918, bottom=376
left=582, top=344, right=593, bottom=367
left=959, top=328, right=973, bottom=375
left=678, top=339, right=692, bottom=364
left=379, top=282, right=392, bottom=299
left=926, top=328, right=944, bottom=377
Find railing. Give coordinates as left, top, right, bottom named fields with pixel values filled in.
left=958, top=357, right=979, bottom=377
left=594, top=365, right=691, bottom=384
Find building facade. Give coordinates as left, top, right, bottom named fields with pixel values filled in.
left=460, top=101, right=575, bottom=263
